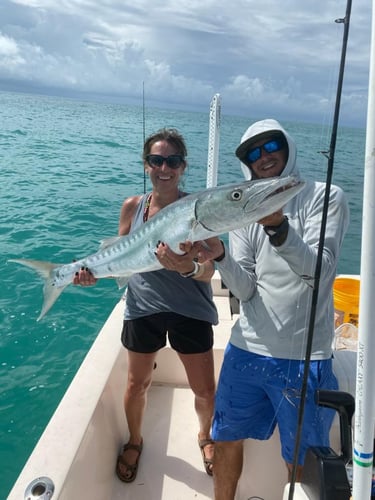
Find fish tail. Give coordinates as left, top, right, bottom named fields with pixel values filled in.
left=8, top=258, right=67, bottom=321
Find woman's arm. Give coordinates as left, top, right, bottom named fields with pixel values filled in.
left=73, top=195, right=142, bottom=286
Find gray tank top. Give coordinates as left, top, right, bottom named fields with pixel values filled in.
left=124, top=193, right=218, bottom=324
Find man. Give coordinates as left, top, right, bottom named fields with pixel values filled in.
left=198, top=118, right=349, bottom=499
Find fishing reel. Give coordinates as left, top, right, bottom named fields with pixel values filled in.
left=300, top=390, right=354, bottom=500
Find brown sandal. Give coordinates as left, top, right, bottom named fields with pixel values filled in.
left=116, top=440, right=143, bottom=483
left=198, top=438, right=214, bottom=476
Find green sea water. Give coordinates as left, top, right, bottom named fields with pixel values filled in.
left=0, top=90, right=364, bottom=498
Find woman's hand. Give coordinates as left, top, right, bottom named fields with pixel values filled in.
left=73, top=267, right=98, bottom=286
left=155, top=241, right=198, bottom=274
left=155, top=240, right=215, bottom=281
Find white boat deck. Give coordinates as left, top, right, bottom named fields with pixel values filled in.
left=110, top=388, right=287, bottom=500
left=112, top=385, right=215, bottom=500
left=109, top=276, right=289, bottom=499
left=7, top=273, right=358, bottom=500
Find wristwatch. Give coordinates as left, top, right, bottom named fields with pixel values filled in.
left=263, top=216, right=289, bottom=246
left=214, top=240, right=226, bottom=262
left=263, top=216, right=289, bottom=236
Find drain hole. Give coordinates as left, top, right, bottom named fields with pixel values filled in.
left=32, top=484, right=46, bottom=495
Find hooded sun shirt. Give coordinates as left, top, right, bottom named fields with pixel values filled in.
left=216, top=119, right=349, bottom=360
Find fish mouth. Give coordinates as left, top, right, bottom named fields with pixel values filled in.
left=243, top=178, right=304, bottom=212
left=266, top=180, right=300, bottom=198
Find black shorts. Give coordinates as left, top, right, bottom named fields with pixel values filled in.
left=121, top=312, right=214, bottom=354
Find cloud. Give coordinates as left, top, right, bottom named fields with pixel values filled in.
left=0, top=32, right=26, bottom=71
left=0, top=0, right=371, bottom=126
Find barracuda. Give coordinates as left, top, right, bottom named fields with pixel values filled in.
left=9, top=175, right=305, bottom=320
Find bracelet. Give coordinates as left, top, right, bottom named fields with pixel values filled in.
left=180, top=260, right=199, bottom=278
left=192, top=262, right=205, bottom=279
left=214, top=240, right=226, bottom=262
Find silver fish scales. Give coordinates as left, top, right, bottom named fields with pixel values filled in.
left=9, top=176, right=304, bottom=320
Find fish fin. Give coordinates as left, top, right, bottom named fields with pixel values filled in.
left=8, top=258, right=67, bottom=321
left=116, top=276, right=130, bottom=289
left=187, top=220, right=203, bottom=242
left=99, top=236, right=122, bottom=250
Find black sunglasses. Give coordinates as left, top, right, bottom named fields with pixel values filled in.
left=246, top=139, right=284, bottom=164
left=146, top=154, right=185, bottom=169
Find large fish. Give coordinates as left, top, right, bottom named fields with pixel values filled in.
left=9, top=175, right=305, bottom=320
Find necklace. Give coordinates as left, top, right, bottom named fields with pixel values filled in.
left=143, top=193, right=152, bottom=222
left=143, top=191, right=184, bottom=223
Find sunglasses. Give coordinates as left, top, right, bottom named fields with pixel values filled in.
left=246, top=139, right=283, bottom=164
left=146, top=154, right=185, bottom=169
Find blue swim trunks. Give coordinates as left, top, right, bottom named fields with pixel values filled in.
left=212, top=343, right=338, bottom=465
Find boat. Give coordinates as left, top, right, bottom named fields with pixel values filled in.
left=6, top=117, right=364, bottom=498
left=8, top=3, right=375, bottom=495
left=6, top=271, right=360, bottom=500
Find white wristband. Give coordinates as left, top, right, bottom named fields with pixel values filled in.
left=180, top=261, right=199, bottom=278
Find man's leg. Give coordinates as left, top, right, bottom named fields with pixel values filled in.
left=213, top=440, right=244, bottom=500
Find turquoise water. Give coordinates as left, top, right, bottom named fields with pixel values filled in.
left=0, top=90, right=364, bottom=498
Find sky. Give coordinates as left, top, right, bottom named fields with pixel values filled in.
left=0, top=0, right=372, bottom=127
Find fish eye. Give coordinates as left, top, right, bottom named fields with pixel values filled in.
left=230, top=189, right=243, bottom=201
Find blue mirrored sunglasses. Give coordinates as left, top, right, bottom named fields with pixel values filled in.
left=146, top=154, right=184, bottom=169
left=246, top=139, right=283, bottom=164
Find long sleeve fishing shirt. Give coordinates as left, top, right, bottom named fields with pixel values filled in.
left=216, top=119, right=350, bottom=360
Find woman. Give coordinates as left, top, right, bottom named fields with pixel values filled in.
left=75, top=128, right=217, bottom=482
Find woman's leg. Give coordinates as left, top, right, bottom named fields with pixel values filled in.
left=117, top=350, right=157, bottom=477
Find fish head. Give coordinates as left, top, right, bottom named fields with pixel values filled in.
left=195, top=175, right=305, bottom=234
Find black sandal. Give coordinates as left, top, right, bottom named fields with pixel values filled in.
left=116, top=440, right=143, bottom=483
left=198, top=438, right=214, bottom=476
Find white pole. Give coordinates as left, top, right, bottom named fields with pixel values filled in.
left=352, top=1, right=375, bottom=498
left=206, top=94, right=221, bottom=188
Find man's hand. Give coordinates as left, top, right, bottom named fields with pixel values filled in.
left=193, top=237, right=225, bottom=262
left=258, top=209, right=284, bottom=227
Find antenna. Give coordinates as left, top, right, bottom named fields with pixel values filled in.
left=206, top=94, right=221, bottom=188
left=143, top=81, right=146, bottom=194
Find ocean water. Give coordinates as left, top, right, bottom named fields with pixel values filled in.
left=0, top=90, right=365, bottom=498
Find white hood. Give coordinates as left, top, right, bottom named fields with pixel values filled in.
left=236, top=119, right=299, bottom=181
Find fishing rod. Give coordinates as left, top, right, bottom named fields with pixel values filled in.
left=288, top=0, right=352, bottom=498
left=142, top=81, right=146, bottom=194
left=352, top=0, right=375, bottom=496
